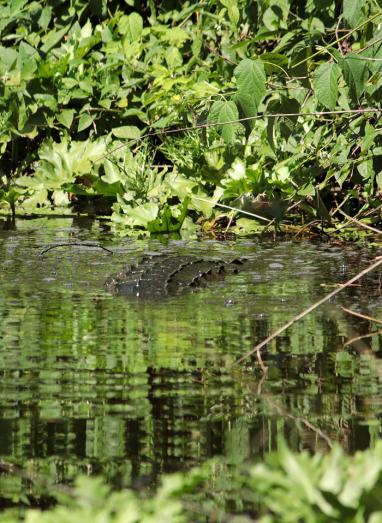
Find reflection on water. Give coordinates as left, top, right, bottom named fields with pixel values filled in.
left=0, top=217, right=382, bottom=495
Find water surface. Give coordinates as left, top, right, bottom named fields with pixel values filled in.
left=0, top=216, right=381, bottom=497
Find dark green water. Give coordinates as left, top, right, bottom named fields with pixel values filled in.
left=0, top=217, right=382, bottom=497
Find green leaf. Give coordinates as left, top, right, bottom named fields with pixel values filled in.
left=357, top=159, right=374, bottom=180
left=259, top=52, right=288, bottom=75
left=111, top=126, right=141, bottom=139
left=263, top=0, right=290, bottom=31
left=40, top=23, right=71, bottom=53
left=77, top=113, right=93, bottom=132
left=160, top=27, right=189, bottom=45
left=119, top=12, right=143, bottom=42
left=56, top=109, right=74, bottom=129
left=312, top=62, right=339, bottom=110
left=342, top=0, right=364, bottom=28
left=124, top=202, right=159, bottom=227
left=208, top=100, right=241, bottom=143
left=102, top=159, right=123, bottom=184
left=147, top=198, right=189, bottom=233
left=340, top=53, right=368, bottom=102
left=220, top=0, right=240, bottom=26
left=234, top=59, right=266, bottom=121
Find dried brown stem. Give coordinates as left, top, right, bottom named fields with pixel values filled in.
left=341, top=306, right=382, bottom=324
left=232, top=256, right=382, bottom=367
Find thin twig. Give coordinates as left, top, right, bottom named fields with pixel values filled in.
left=40, top=242, right=114, bottom=256
left=341, top=306, right=382, bottom=324
left=264, top=396, right=333, bottom=448
left=96, top=108, right=382, bottom=163
left=193, top=196, right=272, bottom=223
left=232, top=256, right=382, bottom=367
left=337, top=208, right=382, bottom=236
left=291, top=10, right=382, bottom=69
left=344, top=329, right=382, bottom=347
left=256, top=347, right=268, bottom=373
left=336, top=17, right=345, bottom=57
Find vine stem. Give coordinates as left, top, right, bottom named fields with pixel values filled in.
left=291, top=9, right=382, bottom=69
left=95, top=107, right=382, bottom=163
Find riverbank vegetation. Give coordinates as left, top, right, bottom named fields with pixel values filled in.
left=2, top=442, right=382, bottom=522
left=0, top=0, right=381, bottom=236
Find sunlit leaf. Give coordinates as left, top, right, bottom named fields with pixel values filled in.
left=208, top=100, right=241, bottom=143
left=234, top=59, right=266, bottom=121
left=77, top=113, right=93, bottom=132
left=112, top=126, right=141, bottom=139
left=312, top=62, right=339, bottom=110
left=57, top=109, right=74, bottom=129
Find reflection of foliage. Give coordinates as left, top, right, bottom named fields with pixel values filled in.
left=1, top=230, right=382, bottom=508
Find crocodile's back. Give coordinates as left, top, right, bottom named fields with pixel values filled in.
left=105, top=255, right=246, bottom=298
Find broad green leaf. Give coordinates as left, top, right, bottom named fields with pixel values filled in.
left=102, top=159, right=123, bottom=184
left=234, top=59, right=266, bottom=120
left=52, top=189, right=69, bottom=207
left=357, top=159, right=374, bottom=180
left=118, top=12, right=143, bottom=42
left=41, top=24, right=71, bottom=53
left=147, top=199, right=189, bottom=233
left=0, top=47, right=18, bottom=75
left=342, top=0, right=364, bottom=28
left=340, top=53, right=368, bottom=102
left=263, top=0, right=290, bottom=31
left=111, top=126, right=141, bottom=139
left=80, top=19, right=92, bottom=39
left=220, top=0, right=240, bottom=26
left=56, top=109, right=74, bottom=129
left=320, top=446, right=346, bottom=494
left=226, top=159, right=246, bottom=180
left=260, top=52, right=288, bottom=75
left=38, top=5, right=52, bottom=29
left=301, top=16, right=325, bottom=35
left=312, top=62, right=339, bottom=110
left=124, top=202, right=159, bottom=226
left=339, top=451, right=382, bottom=508
left=160, top=27, right=189, bottom=45
left=165, top=47, right=183, bottom=68
left=77, top=113, right=93, bottom=132
left=208, top=100, right=241, bottom=143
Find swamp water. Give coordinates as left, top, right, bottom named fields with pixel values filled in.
left=0, top=217, right=382, bottom=498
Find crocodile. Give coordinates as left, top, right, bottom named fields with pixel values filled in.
left=104, top=255, right=246, bottom=298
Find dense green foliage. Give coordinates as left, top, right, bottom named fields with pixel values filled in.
left=4, top=442, right=382, bottom=522
left=0, top=0, right=381, bottom=234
